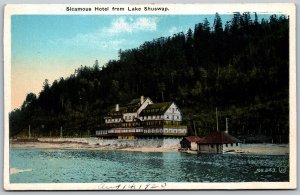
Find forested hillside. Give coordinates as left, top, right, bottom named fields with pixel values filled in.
left=10, top=13, right=289, bottom=143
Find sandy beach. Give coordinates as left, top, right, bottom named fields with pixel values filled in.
left=10, top=138, right=289, bottom=155
left=10, top=141, right=179, bottom=153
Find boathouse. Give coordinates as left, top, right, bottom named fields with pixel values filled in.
left=196, top=131, right=242, bottom=154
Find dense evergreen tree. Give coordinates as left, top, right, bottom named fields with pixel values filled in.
left=9, top=13, right=289, bottom=143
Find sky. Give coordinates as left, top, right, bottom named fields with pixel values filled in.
left=11, top=14, right=271, bottom=110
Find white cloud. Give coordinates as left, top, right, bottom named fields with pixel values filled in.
left=49, top=16, right=158, bottom=54
left=167, top=26, right=187, bottom=36
left=105, top=17, right=157, bottom=34
left=168, top=26, right=178, bottom=35
left=53, top=31, right=126, bottom=50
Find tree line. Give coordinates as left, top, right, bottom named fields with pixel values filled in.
left=10, top=13, right=289, bottom=143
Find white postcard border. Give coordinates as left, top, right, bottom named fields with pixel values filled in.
left=3, top=3, right=297, bottom=190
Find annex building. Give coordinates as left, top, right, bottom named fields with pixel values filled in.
left=96, top=96, right=187, bottom=139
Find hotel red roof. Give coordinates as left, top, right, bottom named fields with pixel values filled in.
left=197, top=131, right=241, bottom=144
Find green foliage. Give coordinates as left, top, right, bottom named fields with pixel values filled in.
left=9, top=13, right=289, bottom=143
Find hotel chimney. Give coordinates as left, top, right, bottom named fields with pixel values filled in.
left=116, top=104, right=119, bottom=112
left=140, top=96, right=144, bottom=104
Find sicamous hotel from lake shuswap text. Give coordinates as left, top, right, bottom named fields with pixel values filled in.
left=96, top=96, right=187, bottom=139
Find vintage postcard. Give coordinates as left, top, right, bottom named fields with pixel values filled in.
left=3, top=3, right=296, bottom=190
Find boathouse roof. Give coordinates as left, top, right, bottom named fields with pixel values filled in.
left=197, top=131, right=241, bottom=144
left=183, top=136, right=206, bottom=143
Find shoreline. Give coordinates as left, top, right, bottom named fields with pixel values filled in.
left=10, top=141, right=180, bottom=153
left=10, top=140, right=289, bottom=155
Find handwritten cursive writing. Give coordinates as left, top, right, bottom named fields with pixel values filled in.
left=98, top=183, right=167, bottom=190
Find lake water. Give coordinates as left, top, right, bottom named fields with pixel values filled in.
left=10, top=148, right=289, bottom=183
